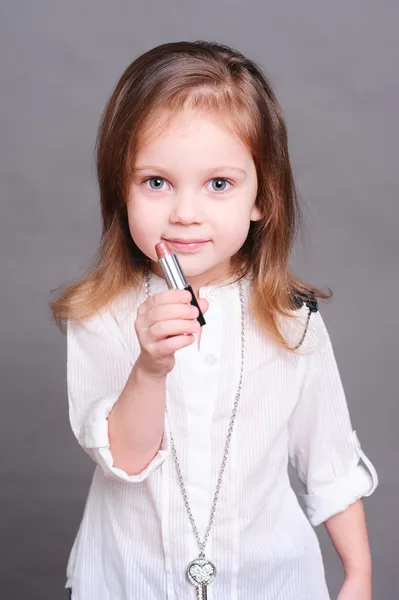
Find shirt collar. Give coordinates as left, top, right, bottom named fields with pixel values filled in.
left=146, top=269, right=252, bottom=298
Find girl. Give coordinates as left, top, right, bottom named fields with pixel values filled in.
left=50, top=40, right=379, bottom=600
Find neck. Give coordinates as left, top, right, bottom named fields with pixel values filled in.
left=149, top=259, right=237, bottom=297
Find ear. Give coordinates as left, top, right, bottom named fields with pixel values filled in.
left=250, top=204, right=263, bottom=222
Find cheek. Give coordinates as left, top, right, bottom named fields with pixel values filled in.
left=126, top=200, right=157, bottom=247
left=217, top=216, right=251, bottom=251
left=213, top=201, right=252, bottom=232
left=127, top=190, right=159, bottom=228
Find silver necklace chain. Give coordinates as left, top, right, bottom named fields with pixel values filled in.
left=144, top=268, right=245, bottom=558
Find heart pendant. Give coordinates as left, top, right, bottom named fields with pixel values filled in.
left=187, top=557, right=217, bottom=586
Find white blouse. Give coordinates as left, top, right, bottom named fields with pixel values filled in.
left=65, top=270, right=378, bottom=600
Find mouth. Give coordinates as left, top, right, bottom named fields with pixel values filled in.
left=164, top=238, right=210, bottom=253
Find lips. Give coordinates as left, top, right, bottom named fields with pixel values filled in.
left=164, top=238, right=210, bottom=253
left=165, top=238, right=209, bottom=244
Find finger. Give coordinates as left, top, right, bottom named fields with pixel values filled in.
left=149, top=318, right=200, bottom=342
left=150, top=333, right=196, bottom=358
left=197, top=298, right=209, bottom=313
left=149, top=288, right=192, bottom=307
left=147, top=302, right=200, bottom=326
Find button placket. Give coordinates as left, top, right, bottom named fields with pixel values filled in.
left=197, top=285, right=220, bottom=364
left=176, top=287, right=224, bottom=541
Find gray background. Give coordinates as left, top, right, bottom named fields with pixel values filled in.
left=1, top=1, right=397, bottom=598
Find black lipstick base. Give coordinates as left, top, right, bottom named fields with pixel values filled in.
left=185, top=284, right=206, bottom=326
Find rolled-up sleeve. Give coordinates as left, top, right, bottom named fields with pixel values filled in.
left=288, top=310, right=378, bottom=527
left=67, top=312, right=168, bottom=482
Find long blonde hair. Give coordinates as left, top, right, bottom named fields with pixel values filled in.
left=49, top=40, right=332, bottom=352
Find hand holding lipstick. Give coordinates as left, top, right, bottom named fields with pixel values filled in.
left=155, top=241, right=207, bottom=326
left=135, top=241, right=209, bottom=377
left=135, top=288, right=209, bottom=378
left=135, top=241, right=209, bottom=378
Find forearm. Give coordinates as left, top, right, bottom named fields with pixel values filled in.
left=324, top=499, right=372, bottom=580
left=107, top=358, right=167, bottom=475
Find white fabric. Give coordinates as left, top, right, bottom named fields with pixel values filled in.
left=65, top=270, right=378, bottom=600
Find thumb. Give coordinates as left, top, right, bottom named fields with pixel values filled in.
left=197, top=297, right=210, bottom=313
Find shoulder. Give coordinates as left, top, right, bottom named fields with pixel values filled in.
left=67, top=284, right=143, bottom=336
left=289, top=288, right=319, bottom=314
left=278, top=289, right=329, bottom=354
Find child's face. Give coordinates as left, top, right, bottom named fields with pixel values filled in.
left=127, top=108, right=262, bottom=287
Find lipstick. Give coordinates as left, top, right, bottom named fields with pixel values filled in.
left=155, top=241, right=206, bottom=326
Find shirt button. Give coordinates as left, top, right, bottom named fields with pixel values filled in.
left=204, top=353, right=217, bottom=366
left=206, top=286, right=217, bottom=301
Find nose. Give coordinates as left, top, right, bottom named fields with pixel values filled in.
left=169, top=191, right=203, bottom=225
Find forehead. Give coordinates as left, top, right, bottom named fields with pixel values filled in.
left=135, top=108, right=252, bottom=165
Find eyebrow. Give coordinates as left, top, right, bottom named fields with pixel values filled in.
left=133, top=165, right=247, bottom=175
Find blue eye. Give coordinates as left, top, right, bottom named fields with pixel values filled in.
left=144, top=177, right=169, bottom=191
left=207, top=178, right=232, bottom=192
left=143, top=176, right=232, bottom=192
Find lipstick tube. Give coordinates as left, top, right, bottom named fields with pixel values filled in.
left=155, top=241, right=206, bottom=326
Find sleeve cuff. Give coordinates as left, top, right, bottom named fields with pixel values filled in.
left=299, top=430, right=379, bottom=527
left=79, top=393, right=169, bottom=482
